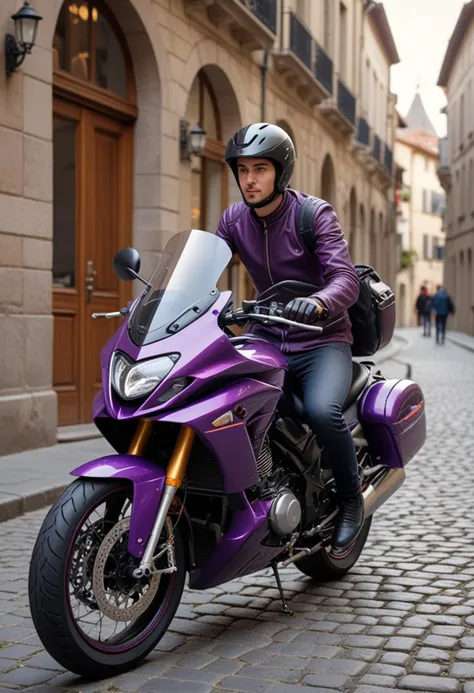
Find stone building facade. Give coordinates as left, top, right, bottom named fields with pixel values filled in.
left=395, top=94, right=446, bottom=327
left=437, top=0, right=474, bottom=336
left=0, top=0, right=399, bottom=453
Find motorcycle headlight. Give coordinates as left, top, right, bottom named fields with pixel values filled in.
left=111, top=352, right=180, bottom=400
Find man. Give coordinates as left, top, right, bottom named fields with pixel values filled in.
left=415, top=286, right=432, bottom=337
left=432, top=285, right=455, bottom=345
left=217, top=122, right=362, bottom=557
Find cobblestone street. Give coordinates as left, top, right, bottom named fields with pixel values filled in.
left=0, top=329, right=474, bottom=693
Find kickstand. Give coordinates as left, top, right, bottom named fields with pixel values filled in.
left=271, top=560, right=294, bottom=616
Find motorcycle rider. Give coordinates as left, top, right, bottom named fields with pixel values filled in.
left=217, top=122, right=363, bottom=557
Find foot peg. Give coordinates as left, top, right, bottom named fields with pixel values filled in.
left=271, top=560, right=293, bottom=616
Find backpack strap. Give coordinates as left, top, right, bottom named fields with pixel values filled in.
left=296, top=195, right=327, bottom=254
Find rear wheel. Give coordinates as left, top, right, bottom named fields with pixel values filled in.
left=28, top=479, right=186, bottom=678
left=295, top=516, right=372, bottom=581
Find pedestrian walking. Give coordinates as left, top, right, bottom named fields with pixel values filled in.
left=415, top=286, right=433, bottom=337
left=432, top=285, right=455, bottom=345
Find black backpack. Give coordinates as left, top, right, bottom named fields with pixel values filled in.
left=296, top=195, right=396, bottom=357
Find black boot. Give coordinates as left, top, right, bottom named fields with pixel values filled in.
left=330, top=492, right=365, bottom=559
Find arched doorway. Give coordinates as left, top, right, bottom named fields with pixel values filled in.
left=52, top=0, right=136, bottom=425
left=369, top=208, right=377, bottom=270
left=349, top=187, right=357, bottom=260
left=321, top=154, right=336, bottom=207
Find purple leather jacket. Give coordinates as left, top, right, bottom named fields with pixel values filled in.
left=217, top=188, right=359, bottom=354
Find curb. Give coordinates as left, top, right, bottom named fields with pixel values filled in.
left=0, top=484, right=68, bottom=523
left=446, top=335, right=474, bottom=354
left=0, top=336, right=413, bottom=525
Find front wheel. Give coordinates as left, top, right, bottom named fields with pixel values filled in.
left=28, top=479, right=186, bottom=678
left=295, top=516, right=372, bottom=581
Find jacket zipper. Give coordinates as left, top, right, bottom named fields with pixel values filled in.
left=263, top=221, right=274, bottom=285
left=264, top=221, right=286, bottom=350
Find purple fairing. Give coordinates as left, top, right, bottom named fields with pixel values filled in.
left=189, top=495, right=281, bottom=590
left=359, top=378, right=426, bottom=468
left=75, top=292, right=289, bottom=573
left=92, top=292, right=287, bottom=494
left=98, top=292, right=286, bottom=423
left=71, top=455, right=166, bottom=559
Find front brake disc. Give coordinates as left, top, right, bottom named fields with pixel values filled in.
left=92, top=516, right=163, bottom=622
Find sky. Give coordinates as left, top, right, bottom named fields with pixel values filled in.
left=382, top=0, right=466, bottom=136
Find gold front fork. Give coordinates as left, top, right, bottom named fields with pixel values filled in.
left=128, top=419, right=154, bottom=456
left=166, top=425, right=195, bottom=487
left=132, top=423, right=195, bottom=578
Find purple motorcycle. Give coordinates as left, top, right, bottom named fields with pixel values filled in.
left=28, top=229, right=426, bottom=677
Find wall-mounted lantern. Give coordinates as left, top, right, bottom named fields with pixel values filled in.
left=180, top=120, right=207, bottom=160
left=5, top=1, right=43, bottom=78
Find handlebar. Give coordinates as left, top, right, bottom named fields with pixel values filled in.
left=226, top=300, right=324, bottom=334
left=91, top=299, right=324, bottom=335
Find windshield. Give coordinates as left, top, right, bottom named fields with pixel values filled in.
left=128, top=229, right=232, bottom=346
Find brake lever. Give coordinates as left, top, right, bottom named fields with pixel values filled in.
left=244, top=313, right=323, bottom=334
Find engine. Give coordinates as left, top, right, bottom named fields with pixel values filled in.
left=253, top=437, right=304, bottom=537
left=268, top=489, right=302, bottom=536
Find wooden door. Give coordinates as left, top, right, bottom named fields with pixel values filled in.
left=53, top=98, right=133, bottom=425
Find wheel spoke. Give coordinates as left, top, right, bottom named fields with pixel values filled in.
left=66, top=495, right=170, bottom=645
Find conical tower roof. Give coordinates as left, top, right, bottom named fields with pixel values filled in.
left=404, top=92, right=437, bottom=136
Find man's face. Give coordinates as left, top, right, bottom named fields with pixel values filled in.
left=237, top=158, right=276, bottom=205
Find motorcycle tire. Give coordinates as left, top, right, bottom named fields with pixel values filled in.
left=295, top=516, right=372, bottom=581
left=28, top=478, right=186, bottom=678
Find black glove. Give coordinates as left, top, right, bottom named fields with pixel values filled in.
left=283, top=297, right=328, bottom=325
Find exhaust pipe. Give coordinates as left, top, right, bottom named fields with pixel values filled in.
left=363, top=467, right=406, bottom=518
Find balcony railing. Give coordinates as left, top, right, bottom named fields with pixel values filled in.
left=384, top=145, right=393, bottom=174
left=373, top=135, right=381, bottom=163
left=185, top=0, right=276, bottom=50
left=438, top=136, right=450, bottom=169
left=337, top=78, right=356, bottom=126
left=274, top=12, right=332, bottom=106
left=315, top=44, right=333, bottom=95
left=249, top=0, right=276, bottom=34
left=357, top=117, right=370, bottom=146
left=289, top=12, right=312, bottom=70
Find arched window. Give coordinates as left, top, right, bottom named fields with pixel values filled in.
left=321, top=154, right=336, bottom=207
left=186, top=71, right=224, bottom=231
left=53, top=1, right=132, bottom=100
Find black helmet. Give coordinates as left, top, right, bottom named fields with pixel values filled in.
left=224, top=122, right=296, bottom=208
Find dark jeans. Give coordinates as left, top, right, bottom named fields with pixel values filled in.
left=287, top=343, right=360, bottom=501
left=436, top=315, right=447, bottom=343
left=423, top=313, right=431, bottom=336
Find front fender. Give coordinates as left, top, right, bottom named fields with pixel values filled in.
left=71, top=455, right=166, bottom=558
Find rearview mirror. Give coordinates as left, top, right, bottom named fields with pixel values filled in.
left=113, top=248, right=141, bottom=282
